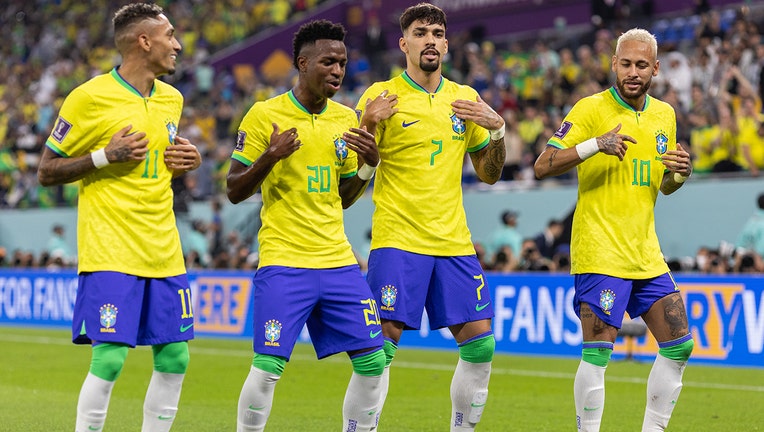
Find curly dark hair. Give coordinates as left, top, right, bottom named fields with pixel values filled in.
left=399, top=2, right=447, bottom=33
left=113, top=3, right=164, bottom=33
left=292, top=19, right=346, bottom=68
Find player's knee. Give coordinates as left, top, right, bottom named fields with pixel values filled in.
left=152, top=341, right=190, bottom=374
left=383, top=338, right=398, bottom=367
left=351, top=348, right=386, bottom=377
left=252, top=353, right=287, bottom=376
left=458, top=332, right=495, bottom=363
left=581, top=342, right=614, bottom=367
left=658, top=335, right=694, bottom=362
left=90, top=343, right=129, bottom=381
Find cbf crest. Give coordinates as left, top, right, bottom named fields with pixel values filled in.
left=99, top=303, right=118, bottom=333
left=334, top=136, right=348, bottom=167
left=450, top=113, right=466, bottom=135
left=264, top=319, right=282, bottom=347
left=166, top=121, right=178, bottom=144
left=380, top=285, right=398, bottom=311
left=655, top=130, right=668, bottom=155
left=599, top=289, right=615, bottom=316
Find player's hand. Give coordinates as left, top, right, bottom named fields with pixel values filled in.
left=105, top=124, right=149, bottom=162
left=343, top=125, right=379, bottom=168
left=451, top=95, right=504, bottom=131
left=165, top=136, right=202, bottom=172
left=266, top=123, right=301, bottom=160
left=596, top=124, right=636, bottom=161
left=363, top=90, right=398, bottom=125
left=661, top=142, right=692, bottom=177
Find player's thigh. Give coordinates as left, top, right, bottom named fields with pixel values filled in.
left=641, top=292, right=690, bottom=343
left=574, top=274, right=632, bottom=341
left=251, top=266, right=318, bottom=360
left=308, top=265, right=383, bottom=359
left=427, top=255, right=493, bottom=331
left=367, top=248, right=435, bottom=329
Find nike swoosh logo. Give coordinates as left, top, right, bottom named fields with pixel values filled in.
left=583, top=406, right=600, bottom=411
left=475, top=302, right=490, bottom=312
left=88, top=427, right=102, bottom=431
left=470, top=402, right=486, bottom=408
left=249, top=405, right=265, bottom=411
left=402, top=120, right=420, bottom=128
left=369, top=330, right=382, bottom=338
left=158, top=415, right=174, bottom=420
left=180, top=323, right=193, bottom=332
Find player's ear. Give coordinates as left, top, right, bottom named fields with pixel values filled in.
left=399, top=37, right=407, bottom=54
left=653, top=59, right=660, bottom=77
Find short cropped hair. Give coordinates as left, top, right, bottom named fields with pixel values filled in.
left=292, top=20, right=346, bottom=68
left=113, top=3, right=164, bottom=34
left=615, top=28, right=658, bottom=59
left=399, top=2, right=447, bottom=33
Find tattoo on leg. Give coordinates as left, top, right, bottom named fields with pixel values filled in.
left=663, top=294, right=689, bottom=338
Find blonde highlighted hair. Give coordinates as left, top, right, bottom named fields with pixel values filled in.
left=615, top=28, right=658, bottom=59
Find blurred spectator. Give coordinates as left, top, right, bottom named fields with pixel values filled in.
left=533, top=219, right=565, bottom=260
left=46, top=223, right=73, bottom=265
left=735, top=192, right=764, bottom=257
left=518, top=238, right=554, bottom=272
left=184, top=219, right=211, bottom=268
left=488, top=210, right=523, bottom=261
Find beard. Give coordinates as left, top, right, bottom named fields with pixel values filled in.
left=616, top=77, right=651, bottom=100
left=419, top=55, right=440, bottom=72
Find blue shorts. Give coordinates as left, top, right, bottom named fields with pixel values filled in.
left=251, top=265, right=383, bottom=360
left=72, top=272, right=194, bottom=347
left=574, top=272, right=679, bottom=328
left=366, top=248, right=494, bottom=330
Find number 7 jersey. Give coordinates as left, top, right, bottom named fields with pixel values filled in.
left=356, top=73, right=490, bottom=256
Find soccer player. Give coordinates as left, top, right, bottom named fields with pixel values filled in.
left=354, top=3, right=506, bottom=431
left=36, top=4, right=201, bottom=432
left=226, top=20, right=385, bottom=432
left=534, top=28, right=694, bottom=431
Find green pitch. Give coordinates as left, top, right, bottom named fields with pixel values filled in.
left=1, top=327, right=762, bottom=431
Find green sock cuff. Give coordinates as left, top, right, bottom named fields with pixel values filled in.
left=582, top=346, right=613, bottom=367
left=252, top=353, right=287, bottom=376
left=152, top=342, right=190, bottom=374
left=351, top=349, right=386, bottom=377
left=90, top=343, right=129, bottom=381
left=659, top=339, right=694, bottom=362
left=458, top=334, right=495, bottom=363
left=383, top=339, right=398, bottom=367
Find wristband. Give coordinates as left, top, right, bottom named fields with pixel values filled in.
left=575, top=138, right=599, bottom=160
left=91, top=148, right=110, bottom=169
left=489, top=126, right=505, bottom=141
left=673, top=172, right=689, bottom=183
left=357, top=163, right=378, bottom=181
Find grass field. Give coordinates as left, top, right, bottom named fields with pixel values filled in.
left=1, top=326, right=762, bottom=431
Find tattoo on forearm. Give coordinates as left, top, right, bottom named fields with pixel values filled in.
left=549, top=149, right=558, bottom=168
left=484, top=140, right=506, bottom=179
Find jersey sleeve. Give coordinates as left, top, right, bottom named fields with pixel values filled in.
left=232, top=103, right=269, bottom=166
left=547, top=97, right=598, bottom=150
left=46, top=87, right=102, bottom=157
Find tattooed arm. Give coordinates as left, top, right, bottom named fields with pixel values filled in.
left=452, top=96, right=506, bottom=184
left=534, top=123, right=636, bottom=179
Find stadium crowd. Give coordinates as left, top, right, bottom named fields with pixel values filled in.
left=1, top=0, right=764, bottom=273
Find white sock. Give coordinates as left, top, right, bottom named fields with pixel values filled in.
left=142, top=371, right=185, bottom=432
left=237, top=366, right=281, bottom=432
left=642, top=354, right=687, bottom=431
left=369, top=365, right=390, bottom=431
left=75, top=372, right=115, bottom=432
left=450, top=358, right=491, bottom=431
left=343, top=371, right=383, bottom=432
left=574, top=361, right=607, bottom=432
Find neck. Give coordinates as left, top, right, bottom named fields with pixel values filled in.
left=406, top=67, right=441, bottom=93
left=117, top=62, right=156, bottom=97
left=292, top=85, right=326, bottom=114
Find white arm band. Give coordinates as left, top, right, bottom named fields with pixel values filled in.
left=91, top=148, right=110, bottom=169
left=673, top=172, right=689, bottom=183
left=489, top=126, right=505, bottom=141
left=575, top=138, right=599, bottom=160
left=357, top=163, right=378, bottom=181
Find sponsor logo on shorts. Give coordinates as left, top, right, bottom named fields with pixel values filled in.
left=264, top=319, right=282, bottom=347
left=599, top=289, right=615, bottom=316
left=99, top=303, right=118, bottom=333
left=369, top=329, right=381, bottom=339
left=475, top=302, right=490, bottom=312
left=380, top=285, right=397, bottom=311
left=180, top=323, right=193, bottom=333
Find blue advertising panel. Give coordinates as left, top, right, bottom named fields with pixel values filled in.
left=1, top=270, right=762, bottom=367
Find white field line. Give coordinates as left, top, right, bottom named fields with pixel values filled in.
left=5, top=332, right=764, bottom=393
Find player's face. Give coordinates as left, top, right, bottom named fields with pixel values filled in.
left=612, top=39, right=658, bottom=104
left=146, top=14, right=182, bottom=76
left=302, top=39, right=347, bottom=100
left=400, top=20, right=448, bottom=73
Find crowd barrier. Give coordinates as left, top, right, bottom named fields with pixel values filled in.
left=1, top=270, right=761, bottom=368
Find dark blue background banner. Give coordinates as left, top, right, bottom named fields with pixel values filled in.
left=1, top=270, right=762, bottom=367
